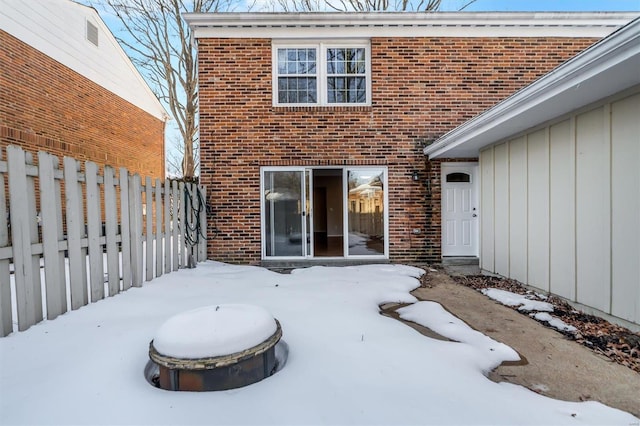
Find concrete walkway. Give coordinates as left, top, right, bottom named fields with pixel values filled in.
left=407, top=269, right=640, bottom=418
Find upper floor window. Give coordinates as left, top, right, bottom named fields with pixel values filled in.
left=273, top=41, right=370, bottom=107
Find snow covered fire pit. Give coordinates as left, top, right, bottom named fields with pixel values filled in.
left=148, top=304, right=282, bottom=391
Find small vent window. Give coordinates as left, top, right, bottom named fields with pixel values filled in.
left=86, top=21, right=99, bottom=46
left=446, top=172, right=471, bottom=183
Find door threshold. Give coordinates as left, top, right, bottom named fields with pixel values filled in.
left=441, top=256, right=479, bottom=266
left=262, top=258, right=391, bottom=270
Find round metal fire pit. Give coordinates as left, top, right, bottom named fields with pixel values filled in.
left=148, top=305, right=283, bottom=392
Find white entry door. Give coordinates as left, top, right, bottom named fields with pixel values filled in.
left=441, top=163, right=479, bottom=256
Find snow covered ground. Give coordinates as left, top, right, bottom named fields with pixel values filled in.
left=0, top=262, right=637, bottom=425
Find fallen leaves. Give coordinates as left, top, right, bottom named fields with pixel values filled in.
left=451, top=274, right=640, bottom=374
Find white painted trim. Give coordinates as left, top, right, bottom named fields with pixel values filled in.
left=424, top=16, right=640, bottom=159
left=260, top=165, right=389, bottom=260
left=440, top=162, right=479, bottom=257
left=184, top=12, right=636, bottom=39
left=271, top=40, right=371, bottom=107
left=343, top=166, right=389, bottom=260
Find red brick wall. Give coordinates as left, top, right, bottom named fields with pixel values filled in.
left=198, top=36, right=596, bottom=264
left=0, top=30, right=164, bottom=179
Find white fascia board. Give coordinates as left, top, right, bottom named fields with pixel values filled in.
left=424, top=17, right=640, bottom=159
left=183, top=11, right=637, bottom=39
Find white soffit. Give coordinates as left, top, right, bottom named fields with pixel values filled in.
left=424, top=16, right=640, bottom=159
left=183, top=12, right=638, bottom=39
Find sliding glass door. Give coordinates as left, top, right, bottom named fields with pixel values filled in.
left=263, top=169, right=307, bottom=257
left=262, top=167, right=387, bottom=259
left=346, top=169, right=385, bottom=256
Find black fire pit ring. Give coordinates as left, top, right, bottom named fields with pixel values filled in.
left=149, top=319, right=282, bottom=391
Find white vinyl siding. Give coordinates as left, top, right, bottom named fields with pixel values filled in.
left=479, top=89, right=640, bottom=326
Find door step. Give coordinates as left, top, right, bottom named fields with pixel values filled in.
left=441, top=257, right=480, bottom=266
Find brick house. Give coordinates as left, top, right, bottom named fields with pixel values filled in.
left=184, top=12, right=634, bottom=266
left=0, top=0, right=167, bottom=178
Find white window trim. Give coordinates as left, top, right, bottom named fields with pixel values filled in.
left=271, top=40, right=372, bottom=107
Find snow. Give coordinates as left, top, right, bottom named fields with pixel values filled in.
left=481, top=288, right=554, bottom=312
left=153, top=304, right=278, bottom=358
left=532, top=312, right=578, bottom=333
left=1, top=261, right=637, bottom=425
left=397, top=301, right=520, bottom=373
left=479, top=288, right=577, bottom=334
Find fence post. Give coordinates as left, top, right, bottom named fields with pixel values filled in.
left=145, top=176, right=153, bottom=281
left=104, top=166, right=120, bottom=296
left=86, top=161, right=104, bottom=302
left=0, top=148, right=12, bottom=336
left=129, top=174, right=143, bottom=287
left=198, top=186, right=207, bottom=262
left=38, top=151, right=67, bottom=320
left=8, top=146, right=42, bottom=330
left=64, top=156, right=88, bottom=310
left=119, top=168, right=132, bottom=291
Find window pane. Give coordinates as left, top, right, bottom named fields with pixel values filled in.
left=327, top=77, right=365, bottom=104
left=446, top=172, right=471, bottom=183
left=264, top=171, right=304, bottom=257
left=348, top=169, right=384, bottom=256
left=326, top=47, right=366, bottom=104
left=278, top=48, right=317, bottom=76
left=276, top=48, right=318, bottom=104
left=327, top=48, right=365, bottom=75
left=278, top=76, right=317, bottom=104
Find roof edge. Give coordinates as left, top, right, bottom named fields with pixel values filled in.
left=423, top=16, right=640, bottom=159
left=184, top=11, right=638, bottom=27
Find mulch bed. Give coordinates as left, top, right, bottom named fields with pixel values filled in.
left=447, top=274, right=640, bottom=374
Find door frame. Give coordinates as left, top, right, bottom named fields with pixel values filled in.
left=441, top=162, right=479, bottom=257
left=260, top=166, right=389, bottom=260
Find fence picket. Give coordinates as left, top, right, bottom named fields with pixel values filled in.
left=0, top=149, right=12, bottom=336
left=155, top=179, right=163, bottom=277
left=64, top=156, right=88, bottom=310
left=7, top=146, right=42, bottom=330
left=179, top=181, right=186, bottom=268
left=129, top=174, right=143, bottom=287
left=119, top=168, right=132, bottom=291
left=104, top=166, right=119, bottom=296
left=145, top=177, right=153, bottom=281
left=164, top=179, right=171, bottom=273
left=86, top=161, right=104, bottom=302
left=38, top=152, right=66, bottom=320
left=171, top=180, right=179, bottom=271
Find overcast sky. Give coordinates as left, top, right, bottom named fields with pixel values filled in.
left=443, top=0, right=640, bottom=11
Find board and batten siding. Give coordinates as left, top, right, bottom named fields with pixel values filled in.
left=479, top=90, right=640, bottom=327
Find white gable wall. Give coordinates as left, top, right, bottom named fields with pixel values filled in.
left=0, top=0, right=166, bottom=121
left=480, top=87, right=640, bottom=329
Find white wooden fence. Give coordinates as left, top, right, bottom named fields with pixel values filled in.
left=0, top=145, right=207, bottom=337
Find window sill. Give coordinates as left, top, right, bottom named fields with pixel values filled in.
left=272, top=105, right=373, bottom=113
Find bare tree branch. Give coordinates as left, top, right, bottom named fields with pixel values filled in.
left=266, top=0, right=476, bottom=12
left=88, top=0, right=228, bottom=178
